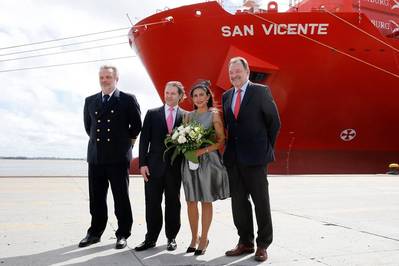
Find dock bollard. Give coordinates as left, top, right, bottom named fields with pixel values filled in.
left=387, top=163, right=399, bottom=175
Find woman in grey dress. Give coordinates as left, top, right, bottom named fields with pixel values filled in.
left=181, top=80, right=230, bottom=255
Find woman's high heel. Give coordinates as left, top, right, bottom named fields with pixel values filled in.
left=194, top=240, right=209, bottom=256
left=186, top=246, right=196, bottom=253
left=187, top=237, right=200, bottom=253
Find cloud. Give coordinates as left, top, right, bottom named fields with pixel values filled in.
left=0, top=0, right=287, bottom=158
left=0, top=0, right=177, bottom=158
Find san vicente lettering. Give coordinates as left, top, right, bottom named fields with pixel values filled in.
left=221, top=23, right=329, bottom=37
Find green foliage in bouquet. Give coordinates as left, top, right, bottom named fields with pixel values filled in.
left=164, top=120, right=215, bottom=164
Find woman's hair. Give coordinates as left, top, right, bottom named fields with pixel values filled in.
left=190, top=80, right=214, bottom=109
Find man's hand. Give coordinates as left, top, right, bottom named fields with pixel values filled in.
left=140, top=166, right=150, bottom=182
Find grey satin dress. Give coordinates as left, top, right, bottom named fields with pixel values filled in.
left=181, top=111, right=230, bottom=202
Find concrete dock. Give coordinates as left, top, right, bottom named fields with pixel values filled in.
left=1, top=175, right=398, bottom=265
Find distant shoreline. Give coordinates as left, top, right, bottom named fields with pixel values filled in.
left=0, top=157, right=85, bottom=161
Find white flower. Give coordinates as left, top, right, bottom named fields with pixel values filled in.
left=172, top=131, right=179, bottom=140
left=189, top=130, right=196, bottom=138
left=177, top=135, right=187, bottom=144
left=185, top=126, right=191, bottom=133
left=194, top=127, right=200, bottom=132
left=196, top=133, right=202, bottom=140
left=178, top=125, right=184, bottom=131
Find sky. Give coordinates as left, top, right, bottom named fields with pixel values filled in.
left=0, top=0, right=286, bottom=159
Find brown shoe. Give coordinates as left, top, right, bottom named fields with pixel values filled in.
left=254, top=247, right=268, bottom=262
left=225, top=244, right=255, bottom=256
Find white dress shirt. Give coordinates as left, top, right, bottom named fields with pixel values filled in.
left=102, top=88, right=116, bottom=101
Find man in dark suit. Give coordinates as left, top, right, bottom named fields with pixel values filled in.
left=80, top=65, right=142, bottom=249
left=222, top=57, right=281, bottom=262
left=135, top=81, right=186, bottom=252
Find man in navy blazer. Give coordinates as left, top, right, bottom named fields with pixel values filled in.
left=222, top=57, right=280, bottom=262
left=80, top=65, right=142, bottom=249
left=135, top=81, right=186, bottom=252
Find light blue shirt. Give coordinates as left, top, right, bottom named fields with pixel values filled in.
left=231, top=80, right=249, bottom=112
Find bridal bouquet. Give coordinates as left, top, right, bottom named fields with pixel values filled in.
left=164, top=120, right=215, bottom=169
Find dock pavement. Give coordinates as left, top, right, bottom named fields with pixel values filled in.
left=0, top=175, right=398, bottom=265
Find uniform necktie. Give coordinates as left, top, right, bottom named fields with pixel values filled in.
left=102, top=94, right=110, bottom=103
left=233, top=89, right=242, bottom=119
left=166, top=107, right=174, bottom=134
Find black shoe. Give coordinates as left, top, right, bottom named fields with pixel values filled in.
left=194, top=240, right=209, bottom=256
left=134, top=240, right=156, bottom=251
left=186, top=246, right=196, bottom=253
left=78, top=234, right=100, bottom=247
left=167, top=239, right=177, bottom=251
left=115, top=237, right=127, bottom=249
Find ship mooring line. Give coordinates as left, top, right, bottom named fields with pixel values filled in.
left=0, top=56, right=136, bottom=73
left=0, top=35, right=126, bottom=57
left=250, top=13, right=399, bottom=79
left=0, top=27, right=130, bottom=51
left=0, top=42, right=128, bottom=63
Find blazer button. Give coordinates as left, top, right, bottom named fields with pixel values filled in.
left=96, top=138, right=100, bottom=142
left=107, top=129, right=110, bottom=132
left=95, top=111, right=98, bottom=115
left=107, top=119, right=111, bottom=123
left=97, top=119, right=101, bottom=123
left=111, top=110, right=114, bottom=114
left=107, top=138, right=110, bottom=142
left=97, top=129, right=100, bottom=132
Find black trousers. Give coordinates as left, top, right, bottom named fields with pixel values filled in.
left=87, top=163, right=132, bottom=238
left=144, top=166, right=181, bottom=243
left=226, top=163, right=273, bottom=248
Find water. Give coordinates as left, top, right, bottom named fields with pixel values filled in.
left=0, top=159, right=88, bottom=176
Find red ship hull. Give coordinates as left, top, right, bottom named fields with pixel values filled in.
left=130, top=1, right=399, bottom=174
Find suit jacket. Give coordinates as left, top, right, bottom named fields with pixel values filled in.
left=222, top=82, right=281, bottom=166
left=139, top=105, right=185, bottom=178
left=84, top=89, right=142, bottom=164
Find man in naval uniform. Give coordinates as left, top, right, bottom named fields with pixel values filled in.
left=80, top=65, right=142, bottom=249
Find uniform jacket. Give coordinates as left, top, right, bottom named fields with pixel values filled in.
left=84, top=89, right=142, bottom=164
